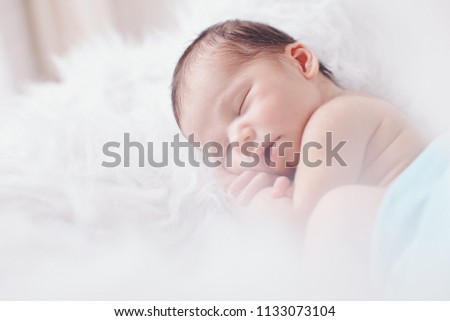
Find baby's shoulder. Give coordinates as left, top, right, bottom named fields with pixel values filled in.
left=316, top=91, right=393, bottom=119
left=309, top=91, right=396, bottom=128
left=303, top=91, right=396, bottom=141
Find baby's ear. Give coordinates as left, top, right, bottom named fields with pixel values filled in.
left=284, top=43, right=319, bottom=80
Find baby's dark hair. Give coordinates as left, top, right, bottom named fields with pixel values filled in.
left=171, top=20, right=333, bottom=127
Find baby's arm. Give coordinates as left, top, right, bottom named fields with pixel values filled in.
left=302, top=185, right=386, bottom=292
left=292, top=98, right=382, bottom=216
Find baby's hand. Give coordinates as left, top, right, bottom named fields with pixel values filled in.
left=227, top=171, right=293, bottom=205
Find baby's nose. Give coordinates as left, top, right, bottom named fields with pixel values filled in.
left=231, top=126, right=256, bottom=145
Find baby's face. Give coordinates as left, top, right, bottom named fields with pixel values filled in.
left=180, top=52, right=323, bottom=175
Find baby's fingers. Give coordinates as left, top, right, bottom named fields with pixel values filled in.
left=271, top=176, right=292, bottom=198
left=236, top=172, right=277, bottom=205
left=227, top=171, right=258, bottom=197
left=213, top=165, right=239, bottom=190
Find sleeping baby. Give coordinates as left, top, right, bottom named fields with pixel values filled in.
left=171, top=19, right=425, bottom=218
left=171, top=19, right=450, bottom=298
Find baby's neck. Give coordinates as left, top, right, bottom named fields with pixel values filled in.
left=317, top=73, right=344, bottom=104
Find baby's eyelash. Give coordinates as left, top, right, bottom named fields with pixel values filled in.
left=238, top=88, right=251, bottom=115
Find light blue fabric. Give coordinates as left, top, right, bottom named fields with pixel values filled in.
left=371, top=135, right=450, bottom=299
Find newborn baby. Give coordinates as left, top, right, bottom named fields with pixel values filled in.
left=171, top=20, right=425, bottom=223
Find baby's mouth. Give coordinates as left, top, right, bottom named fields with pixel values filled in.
left=263, top=137, right=279, bottom=165
left=264, top=142, right=273, bottom=162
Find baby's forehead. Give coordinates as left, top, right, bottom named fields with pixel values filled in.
left=182, top=52, right=241, bottom=98
left=185, top=49, right=278, bottom=91
left=189, top=48, right=243, bottom=79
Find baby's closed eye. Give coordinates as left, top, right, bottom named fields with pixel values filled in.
left=238, top=87, right=251, bottom=115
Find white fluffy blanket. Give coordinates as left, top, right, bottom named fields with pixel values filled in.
left=0, top=0, right=448, bottom=299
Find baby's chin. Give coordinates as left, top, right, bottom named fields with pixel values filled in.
left=268, top=149, right=299, bottom=177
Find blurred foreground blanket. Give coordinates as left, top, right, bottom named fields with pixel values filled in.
left=372, top=134, right=450, bottom=299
